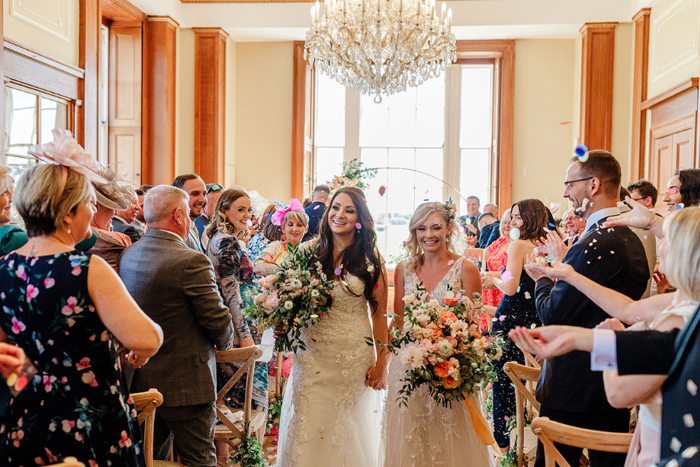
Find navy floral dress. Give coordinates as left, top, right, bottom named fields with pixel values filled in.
left=0, top=251, right=143, bottom=466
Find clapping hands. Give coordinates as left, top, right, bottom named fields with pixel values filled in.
left=537, top=229, right=569, bottom=263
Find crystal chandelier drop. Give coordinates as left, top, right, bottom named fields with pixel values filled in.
left=304, top=0, right=457, bottom=103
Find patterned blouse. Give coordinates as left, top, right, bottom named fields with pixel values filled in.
left=246, top=233, right=271, bottom=262
left=207, top=231, right=253, bottom=341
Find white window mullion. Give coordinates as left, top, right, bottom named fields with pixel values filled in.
left=445, top=66, right=462, bottom=207
left=345, top=88, right=361, bottom=163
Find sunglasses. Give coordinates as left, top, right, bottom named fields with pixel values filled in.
left=206, top=184, right=224, bottom=195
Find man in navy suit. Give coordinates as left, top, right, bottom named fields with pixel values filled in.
left=528, top=150, right=649, bottom=467
left=302, top=184, right=331, bottom=242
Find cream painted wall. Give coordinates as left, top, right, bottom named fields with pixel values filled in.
left=225, top=37, right=237, bottom=187
left=572, top=33, right=582, bottom=147
left=176, top=28, right=196, bottom=176
left=647, top=0, right=700, bottom=97
left=3, top=0, right=80, bottom=66
left=512, top=39, right=576, bottom=212
left=611, top=23, right=634, bottom=185
left=235, top=42, right=294, bottom=201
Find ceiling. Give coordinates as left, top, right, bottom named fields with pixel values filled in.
left=128, top=0, right=656, bottom=42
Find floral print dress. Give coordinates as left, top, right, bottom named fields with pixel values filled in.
left=0, top=251, right=143, bottom=466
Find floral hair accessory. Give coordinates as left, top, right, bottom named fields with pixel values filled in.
left=443, top=198, right=456, bottom=222
left=271, top=198, right=304, bottom=226
left=28, top=129, right=108, bottom=188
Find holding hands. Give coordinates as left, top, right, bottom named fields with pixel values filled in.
left=366, top=365, right=387, bottom=391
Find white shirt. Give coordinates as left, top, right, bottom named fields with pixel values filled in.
left=582, top=206, right=620, bottom=238
left=591, top=329, right=618, bottom=371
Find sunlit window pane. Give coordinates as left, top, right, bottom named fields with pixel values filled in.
left=315, top=148, right=344, bottom=186
left=416, top=78, right=446, bottom=148
left=415, top=149, right=444, bottom=206
left=360, top=94, right=389, bottom=147
left=460, top=66, right=493, bottom=149
left=460, top=149, right=490, bottom=214
left=315, top=74, right=346, bottom=147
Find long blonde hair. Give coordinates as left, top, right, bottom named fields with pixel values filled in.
left=663, top=207, right=700, bottom=301
left=205, top=189, right=250, bottom=239
left=403, top=201, right=459, bottom=271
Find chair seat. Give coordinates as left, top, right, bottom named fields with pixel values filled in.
left=215, top=407, right=266, bottom=439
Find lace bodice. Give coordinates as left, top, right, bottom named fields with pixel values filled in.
left=404, top=256, right=466, bottom=300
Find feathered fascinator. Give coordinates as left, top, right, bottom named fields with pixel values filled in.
left=271, top=199, right=304, bottom=226
left=28, top=129, right=108, bottom=186
left=93, top=164, right=137, bottom=211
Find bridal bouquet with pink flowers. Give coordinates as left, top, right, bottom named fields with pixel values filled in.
left=245, top=245, right=334, bottom=353
left=390, top=288, right=503, bottom=407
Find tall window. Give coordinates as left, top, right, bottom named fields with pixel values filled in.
left=4, top=86, right=70, bottom=180
left=314, top=64, right=495, bottom=263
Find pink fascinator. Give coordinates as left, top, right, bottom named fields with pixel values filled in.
left=271, top=199, right=304, bottom=226
left=28, top=129, right=108, bottom=186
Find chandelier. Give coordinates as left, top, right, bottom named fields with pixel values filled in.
left=304, top=0, right=457, bottom=103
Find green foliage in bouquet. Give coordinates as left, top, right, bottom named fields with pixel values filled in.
left=229, top=423, right=268, bottom=467
left=385, top=285, right=504, bottom=408
left=267, top=380, right=285, bottom=432
left=327, top=158, right=378, bottom=191
left=245, top=244, right=334, bottom=353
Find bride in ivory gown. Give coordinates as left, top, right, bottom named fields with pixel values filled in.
left=380, top=201, right=495, bottom=467
left=277, top=186, right=390, bottom=467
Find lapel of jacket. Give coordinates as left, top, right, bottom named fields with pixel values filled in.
left=667, top=303, right=700, bottom=376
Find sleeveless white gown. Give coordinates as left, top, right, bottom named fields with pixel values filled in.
left=277, top=273, right=383, bottom=466
left=380, top=257, right=495, bottom=467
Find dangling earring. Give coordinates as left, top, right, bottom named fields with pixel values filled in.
left=67, top=225, right=72, bottom=234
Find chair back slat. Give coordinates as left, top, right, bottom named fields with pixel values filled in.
left=131, top=388, right=164, bottom=467
left=504, top=362, right=541, bottom=412
left=532, top=417, right=633, bottom=467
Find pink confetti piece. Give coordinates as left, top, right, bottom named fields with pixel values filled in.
left=314, top=205, right=321, bottom=210
left=355, top=223, right=362, bottom=229
left=499, top=315, right=507, bottom=321
left=455, top=293, right=462, bottom=299
left=447, top=260, right=455, bottom=266
left=501, top=271, right=513, bottom=282
left=334, top=268, right=342, bottom=276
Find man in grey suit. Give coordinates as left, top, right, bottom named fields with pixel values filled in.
left=120, top=185, right=234, bottom=467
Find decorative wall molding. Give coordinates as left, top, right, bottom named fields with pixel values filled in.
left=9, top=0, right=71, bottom=42
left=650, top=0, right=700, bottom=83
left=631, top=8, right=651, bottom=180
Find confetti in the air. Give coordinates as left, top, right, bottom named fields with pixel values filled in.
left=314, top=205, right=321, bottom=210
left=509, top=227, right=521, bottom=241
left=447, top=260, right=455, bottom=266
left=678, top=203, right=685, bottom=210
left=502, top=271, right=513, bottom=282
left=355, top=223, right=362, bottom=229
left=246, top=219, right=253, bottom=226
left=575, top=144, right=589, bottom=162
left=378, top=185, right=387, bottom=196
left=524, top=292, right=531, bottom=299
left=684, top=414, right=695, bottom=428
left=688, top=379, right=698, bottom=396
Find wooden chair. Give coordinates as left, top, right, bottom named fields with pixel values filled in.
left=531, top=417, right=633, bottom=467
left=47, top=458, right=85, bottom=467
left=215, top=346, right=266, bottom=450
left=504, top=361, right=541, bottom=467
left=130, top=388, right=183, bottom=467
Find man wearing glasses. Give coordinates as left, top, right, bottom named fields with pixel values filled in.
left=195, top=183, right=224, bottom=243
left=526, top=150, right=649, bottom=467
left=627, top=179, right=659, bottom=209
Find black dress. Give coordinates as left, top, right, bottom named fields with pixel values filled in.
left=0, top=251, right=144, bottom=466
left=489, top=268, right=541, bottom=448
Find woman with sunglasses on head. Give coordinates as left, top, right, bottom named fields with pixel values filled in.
left=380, top=201, right=490, bottom=467
left=277, top=186, right=389, bottom=467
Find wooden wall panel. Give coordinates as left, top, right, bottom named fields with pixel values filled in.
left=579, top=23, right=617, bottom=152
left=194, top=28, right=228, bottom=184
left=109, top=26, right=142, bottom=184
left=143, top=16, right=178, bottom=184
left=291, top=41, right=314, bottom=199
left=631, top=9, right=651, bottom=181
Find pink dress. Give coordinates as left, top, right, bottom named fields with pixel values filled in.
left=483, top=237, right=508, bottom=307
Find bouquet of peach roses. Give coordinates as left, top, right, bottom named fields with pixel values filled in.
left=390, top=287, right=503, bottom=407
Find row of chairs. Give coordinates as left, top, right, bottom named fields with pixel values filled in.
left=46, top=346, right=266, bottom=467
left=504, top=353, right=633, bottom=467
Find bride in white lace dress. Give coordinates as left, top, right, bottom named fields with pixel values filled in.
left=277, top=186, right=390, bottom=467
left=380, top=201, right=495, bottom=467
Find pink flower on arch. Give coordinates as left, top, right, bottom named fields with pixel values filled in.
left=11, top=317, right=26, bottom=334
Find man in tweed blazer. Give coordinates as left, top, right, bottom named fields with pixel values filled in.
left=120, top=185, right=233, bottom=467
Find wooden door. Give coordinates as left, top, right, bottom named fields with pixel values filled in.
left=649, top=128, right=696, bottom=210
left=108, top=26, right=142, bottom=185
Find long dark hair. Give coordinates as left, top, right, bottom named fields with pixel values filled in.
left=315, top=186, right=383, bottom=312
left=510, top=198, right=549, bottom=242
left=676, top=169, right=700, bottom=207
